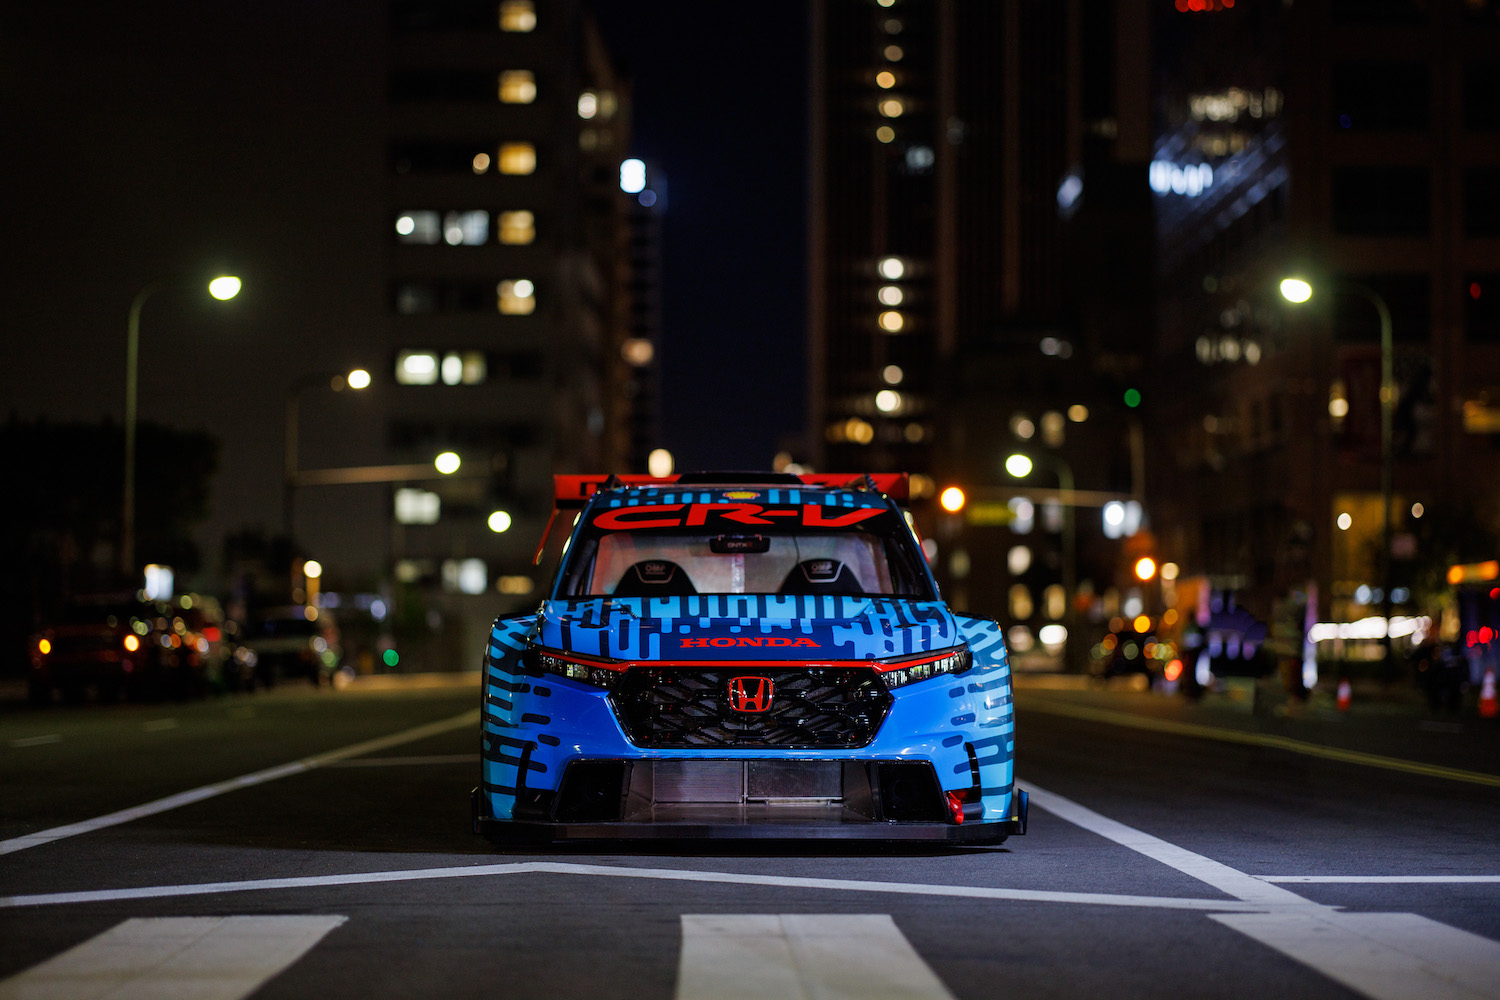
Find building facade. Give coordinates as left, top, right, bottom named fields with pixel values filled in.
left=1150, top=0, right=1500, bottom=638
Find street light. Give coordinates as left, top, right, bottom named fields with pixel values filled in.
left=1007, top=451, right=1076, bottom=665
left=284, top=369, right=372, bottom=539
left=1280, top=275, right=1395, bottom=670
left=122, top=274, right=240, bottom=577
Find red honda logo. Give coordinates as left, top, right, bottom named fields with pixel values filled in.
left=727, top=675, right=774, bottom=713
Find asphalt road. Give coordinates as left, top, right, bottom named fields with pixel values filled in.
left=2, top=677, right=1499, bottom=1000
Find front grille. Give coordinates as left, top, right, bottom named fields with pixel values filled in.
left=611, top=667, right=892, bottom=749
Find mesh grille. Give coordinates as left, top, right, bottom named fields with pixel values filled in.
left=611, top=667, right=892, bottom=749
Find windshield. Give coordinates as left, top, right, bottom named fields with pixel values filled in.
left=554, top=505, right=935, bottom=600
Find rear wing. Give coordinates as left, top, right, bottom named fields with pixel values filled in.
left=535, top=473, right=910, bottom=564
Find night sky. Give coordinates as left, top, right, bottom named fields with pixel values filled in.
left=0, top=2, right=806, bottom=576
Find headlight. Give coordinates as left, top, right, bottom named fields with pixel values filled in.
left=877, top=645, right=972, bottom=689
left=526, top=647, right=625, bottom=689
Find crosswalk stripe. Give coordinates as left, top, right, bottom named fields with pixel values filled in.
left=0, top=915, right=346, bottom=1000
left=677, top=915, right=955, bottom=1000
left=1214, top=912, right=1500, bottom=1000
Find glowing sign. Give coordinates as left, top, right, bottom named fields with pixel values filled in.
left=1149, top=161, right=1214, bottom=197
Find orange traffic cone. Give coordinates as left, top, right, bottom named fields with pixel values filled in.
left=1480, top=669, right=1498, bottom=719
left=1336, top=678, right=1352, bottom=712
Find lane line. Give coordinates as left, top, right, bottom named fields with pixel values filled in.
left=8, top=734, right=62, bottom=748
left=0, top=709, right=479, bottom=856
left=1024, top=782, right=1311, bottom=907
left=1214, top=912, right=1500, bottom=1000
left=0, top=915, right=346, bottom=1000
left=0, top=861, right=1267, bottom=912
left=1023, top=698, right=1500, bottom=788
left=677, top=915, right=955, bottom=1000
left=325, top=753, right=480, bottom=768
left=1027, top=781, right=1500, bottom=999
left=1260, top=876, right=1500, bottom=884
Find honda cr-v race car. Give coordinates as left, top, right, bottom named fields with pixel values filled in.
left=473, top=472, right=1026, bottom=842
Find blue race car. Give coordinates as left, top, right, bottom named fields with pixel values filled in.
left=472, top=472, right=1027, bottom=842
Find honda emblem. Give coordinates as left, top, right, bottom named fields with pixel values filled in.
left=727, top=675, right=774, bottom=713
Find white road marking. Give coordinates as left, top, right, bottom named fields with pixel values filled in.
left=1024, top=781, right=1311, bottom=908
left=1214, top=912, right=1500, bottom=1000
left=0, top=861, right=1268, bottom=912
left=677, top=915, right=954, bottom=1000
left=142, top=718, right=178, bottom=732
left=0, top=915, right=345, bottom=1000
left=1260, top=876, right=1500, bottom=884
left=1027, top=780, right=1500, bottom=999
left=0, top=708, right=478, bottom=856
left=325, top=753, right=479, bottom=768
left=8, top=734, right=62, bottom=748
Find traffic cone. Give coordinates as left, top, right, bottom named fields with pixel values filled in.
left=1480, top=669, right=1498, bottom=719
left=1336, top=678, right=1352, bottom=712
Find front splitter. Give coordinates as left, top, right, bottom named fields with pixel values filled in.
left=477, top=817, right=1020, bottom=843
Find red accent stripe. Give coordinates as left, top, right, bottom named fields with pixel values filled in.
left=545, top=649, right=957, bottom=674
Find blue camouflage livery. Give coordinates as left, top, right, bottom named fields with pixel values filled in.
left=475, top=477, right=1025, bottom=840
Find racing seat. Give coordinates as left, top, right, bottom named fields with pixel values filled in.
left=778, top=559, right=863, bottom=595
left=612, top=560, right=698, bottom=597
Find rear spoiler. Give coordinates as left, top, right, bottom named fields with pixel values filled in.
left=534, top=473, right=910, bottom=565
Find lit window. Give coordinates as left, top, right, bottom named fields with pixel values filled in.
left=878, top=285, right=903, bottom=306
left=499, top=70, right=536, bottom=104
left=472, top=152, right=491, bottom=174
left=905, top=146, right=934, bottom=171
left=875, top=389, right=902, bottom=413
left=904, top=422, right=924, bottom=443
left=879, top=257, right=905, bottom=280
left=620, top=158, right=647, bottom=193
left=884, top=18, right=903, bottom=33
left=443, top=210, right=489, bottom=245
left=395, top=211, right=440, bottom=244
left=880, top=98, right=904, bottom=118
left=879, top=310, right=904, bottom=332
left=396, top=350, right=439, bottom=385
left=499, top=0, right=536, bottom=32
left=498, top=210, right=535, bottom=245
left=876, top=125, right=895, bottom=143
left=876, top=71, right=896, bottom=88
left=621, top=338, right=654, bottom=366
left=578, top=91, right=598, bottom=119
left=498, top=279, right=536, bottom=315
left=499, top=142, right=536, bottom=175
left=395, top=488, right=440, bottom=525
left=442, top=558, right=489, bottom=595
left=882, top=364, right=904, bottom=384
left=884, top=44, right=904, bottom=61
left=1009, top=585, right=1034, bottom=620
left=439, top=351, right=487, bottom=385
left=498, top=576, right=534, bottom=595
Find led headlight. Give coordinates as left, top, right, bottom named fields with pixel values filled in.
left=877, top=645, right=973, bottom=689
left=526, top=647, right=625, bottom=689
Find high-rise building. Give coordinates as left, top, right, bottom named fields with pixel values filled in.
left=807, top=0, right=1155, bottom=635
left=1150, top=0, right=1500, bottom=633
left=379, top=0, right=639, bottom=668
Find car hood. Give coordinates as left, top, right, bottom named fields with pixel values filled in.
left=531, top=596, right=962, bottom=662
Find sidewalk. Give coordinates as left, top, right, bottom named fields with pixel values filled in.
left=1014, top=672, right=1500, bottom=785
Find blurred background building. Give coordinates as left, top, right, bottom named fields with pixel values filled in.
left=807, top=0, right=1156, bottom=658
left=1150, top=0, right=1500, bottom=649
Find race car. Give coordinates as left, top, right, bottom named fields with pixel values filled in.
left=472, top=471, right=1027, bottom=842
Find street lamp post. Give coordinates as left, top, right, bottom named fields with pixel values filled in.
left=1280, top=276, right=1395, bottom=671
left=284, top=368, right=371, bottom=539
left=122, top=275, right=240, bottom=577
left=1006, top=451, right=1077, bottom=666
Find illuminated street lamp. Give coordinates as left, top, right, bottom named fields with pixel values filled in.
left=284, top=368, right=372, bottom=538
left=123, top=274, right=240, bottom=577
left=1280, top=275, right=1395, bottom=668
